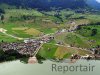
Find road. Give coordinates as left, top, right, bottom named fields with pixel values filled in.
left=33, top=43, right=44, bottom=56
left=3, top=32, right=24, bottom=40
left=0, top=23, right=92, bottom=56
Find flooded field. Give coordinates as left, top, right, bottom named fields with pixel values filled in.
left=0, top=60, right=100, bottom=75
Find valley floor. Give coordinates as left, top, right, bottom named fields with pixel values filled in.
left=0, top=9, right=100, bottom=62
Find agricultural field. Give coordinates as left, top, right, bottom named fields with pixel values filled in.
left=54, top=32, right=91, bottom=48
left=0, top=9, right=59, bottom=41
left=38, top=43, right=91, bottom=59
left=64, top=33, right=91, bottom=48
left=0, top=33, right=18, bottom=42
left=76, top=25, right=100, bottom=47
left=0, top=8, right=100, bottom=59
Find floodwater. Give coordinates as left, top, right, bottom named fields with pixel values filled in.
left=0, top=60, right=100, bottom=75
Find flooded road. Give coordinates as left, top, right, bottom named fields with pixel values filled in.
left=0, top=60, right=100, bottom=75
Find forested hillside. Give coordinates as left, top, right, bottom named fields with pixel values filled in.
left=0, top=0, right=90, bottom=10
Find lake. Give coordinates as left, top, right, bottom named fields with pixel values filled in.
left=0, top=60, right=100, bottom=75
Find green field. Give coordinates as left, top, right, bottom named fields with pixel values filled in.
left=0, top=33, right=18, bottom=42
left=38, top=43, right=58, bottom=59
left=76, top=25, right=100, bottom=47
left=65, top=33, right=91, bottom=48
left=38, top=43, right=91, bottom=59
left=0, top=8, right=100, bottom=59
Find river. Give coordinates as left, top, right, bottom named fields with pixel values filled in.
left=0, top=60, right=100, bottom=75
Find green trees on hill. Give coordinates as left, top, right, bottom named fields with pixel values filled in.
left=0, top=0, right=90, bottom=11
left=0, top=49, right=26, bottom=62
left=1, top=15, right=4, bottom=20
left=0, top=9, right=5, bottom=23
left=91, top=29, right=97, bottom=36
left=0, top=9, right=5, bottom=14
left=9, top=15, right=35, bottom=21
left=0, top=15, right=4, bottom=23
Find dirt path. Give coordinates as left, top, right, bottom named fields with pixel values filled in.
left=3, top=32, right=23, bottom=40
left=33, top=43, right=44, bottom=56
left=0, top=28, right=24, bottom=40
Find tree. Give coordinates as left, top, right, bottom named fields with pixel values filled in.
left=1, top=15, right=5, bottom=23
left=91, top=29, right=97, bottom=36
left=0, top=9, right=5, bottom=14
left=1, top=15, right=4, bottom=21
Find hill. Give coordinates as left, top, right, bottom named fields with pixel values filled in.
left=86, top=0, right=100, bottom=10
left=0, top=0, right=92, bottom=10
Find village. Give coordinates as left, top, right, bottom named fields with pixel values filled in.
left=0, top=35, right=54, bottom=56
left=0, top=25, right=100, bottom=61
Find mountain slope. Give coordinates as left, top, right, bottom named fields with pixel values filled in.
left=0, top=0, right=100, bottom=10
left=86, top=0, right=100, bottom=10
left=0, top=0, right=90, bottom=10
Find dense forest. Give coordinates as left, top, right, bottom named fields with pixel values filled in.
left=0, top=0, right=91, bottom=10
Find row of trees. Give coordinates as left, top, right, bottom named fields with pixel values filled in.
left=9, top=15, right=35, bottom=22
left=0, top=9, right=5, bottom=22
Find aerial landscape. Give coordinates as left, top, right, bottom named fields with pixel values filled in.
left=0, top=0, right=100, bottom=75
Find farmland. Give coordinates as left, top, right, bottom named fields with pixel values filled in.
left=0, top=8, right=100, bottom=60
left=38, top=43, right=91, bottom=59
left=76, top=25, right=100, bottom=47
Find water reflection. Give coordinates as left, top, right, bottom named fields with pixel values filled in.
left=0, top=60, right=100, bottom=75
